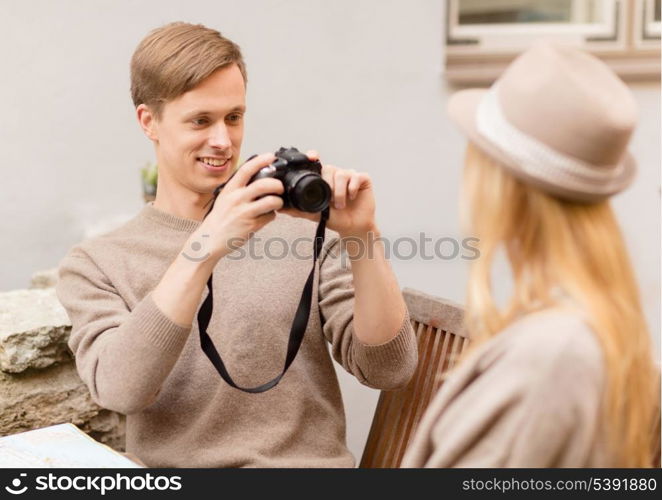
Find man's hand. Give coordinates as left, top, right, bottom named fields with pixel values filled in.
left=281, top=151, right=407, bottom=350
left=152, top=154, right=283, bottom=328
left=280, top=151, right=377, bottom=239
left=195, top=153, right=284, bottom=261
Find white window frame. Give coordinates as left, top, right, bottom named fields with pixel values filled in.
left=633, top=0, right=661, bottom=48
left=448, top=0, right=621, bottom=51
left=445, top=0, right=660, bottom=84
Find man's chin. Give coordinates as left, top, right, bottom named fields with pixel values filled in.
left=193, top=166, right=233, bottom=184
left=192, top=178, right=229, bottom=197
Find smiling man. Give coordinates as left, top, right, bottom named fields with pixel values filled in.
left=55, top=22, right=417, bottom=468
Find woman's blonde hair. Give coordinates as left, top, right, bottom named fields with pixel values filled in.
left=462, top=142, right=659, bottom=467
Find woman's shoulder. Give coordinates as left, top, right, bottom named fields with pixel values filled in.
left=440, top=307, right=607, bottom=406
left=402, top=308, right=609, bottom=468
left=486, top=308, right=606, bottom=391
left=504, top=308, right=602, bottom=356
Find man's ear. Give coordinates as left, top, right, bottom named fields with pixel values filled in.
left=136, top=104, right=158, bottom=141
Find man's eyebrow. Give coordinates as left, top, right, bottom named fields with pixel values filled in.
left=182, top=106, right=246, bottom=120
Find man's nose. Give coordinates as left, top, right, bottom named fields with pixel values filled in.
left=208, top=124, right=231, bottom=150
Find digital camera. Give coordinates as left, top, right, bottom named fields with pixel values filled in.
left=249, top=147, right=331, bottom=213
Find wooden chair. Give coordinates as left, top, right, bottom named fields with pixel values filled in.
left=360, top=288, right=468, bottom=468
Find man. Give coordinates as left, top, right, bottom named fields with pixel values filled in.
left=56, top=22, right=416, bottom=468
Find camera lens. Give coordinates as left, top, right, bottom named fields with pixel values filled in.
left=289, top=174, right=331, bottom=212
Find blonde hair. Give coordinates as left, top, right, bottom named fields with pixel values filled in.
left=130, top=22, right=247, bottom=119
left=462, top=142, right=659, bottom=467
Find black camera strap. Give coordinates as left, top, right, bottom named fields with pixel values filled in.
left=197, top=196, right=329, bottom=393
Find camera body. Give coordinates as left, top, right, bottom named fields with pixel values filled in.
left=249, top=147, right=331, bottom=213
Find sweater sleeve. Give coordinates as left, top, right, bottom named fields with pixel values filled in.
left=55, top=246, right=191, bottom=415
left=317, top=236, right=417, bottom=390
left=402, top=321, right=605, bottom=467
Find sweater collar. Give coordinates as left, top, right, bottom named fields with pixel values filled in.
left=141, top=202, right=202, bottom=233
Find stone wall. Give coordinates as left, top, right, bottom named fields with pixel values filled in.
left=0, top=271, right=126, bottom=451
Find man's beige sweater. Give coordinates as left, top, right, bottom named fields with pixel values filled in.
left=56, top=203, right=417, bottom=468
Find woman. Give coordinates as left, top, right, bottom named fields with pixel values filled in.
left=402, top=42, right=659, bottom=467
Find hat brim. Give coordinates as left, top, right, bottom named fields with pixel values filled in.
left=447, top=88, right=637, bottom=203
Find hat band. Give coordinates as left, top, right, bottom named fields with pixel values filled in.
left=476, top=85, right=625, bottom=194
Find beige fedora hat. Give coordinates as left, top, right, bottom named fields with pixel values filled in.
left=448, top=41, right=638, bottom=202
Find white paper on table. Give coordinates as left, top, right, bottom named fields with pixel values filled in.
left=0, top=423, right=142, bottom=468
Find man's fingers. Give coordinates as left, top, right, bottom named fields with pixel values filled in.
left=247, top=195, right=284, bottom=217
left=226, top=153, right=276, bottom=189
left=333, top=168, right=350, bottom=209
left=347, top=171, right=364, bottom=201
left=321, top=165, right=335, bottom=200
left=240, top=178, right=284, bottom=202
left=305, top=149, right=320, bottom=161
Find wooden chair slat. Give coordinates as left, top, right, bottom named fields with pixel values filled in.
left=360, top=288, right=466, bottom=468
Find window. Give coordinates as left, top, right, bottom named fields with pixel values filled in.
left=637, top=0, right=661, bottom=45
left=445, top=0, right=661, bottom=84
